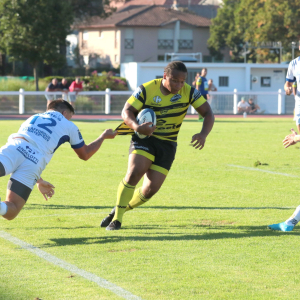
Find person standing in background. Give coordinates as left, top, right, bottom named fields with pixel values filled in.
left=69, top=77, right=83, bottom=107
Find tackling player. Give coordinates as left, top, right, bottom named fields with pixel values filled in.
left=101, top=61, right=214, bottom=230
left=0, top=99, right=117, bottom=220
left=268, top=56, right=300, bottom=232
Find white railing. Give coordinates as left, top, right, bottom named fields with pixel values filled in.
left=0, top=89, right=293, bottom=115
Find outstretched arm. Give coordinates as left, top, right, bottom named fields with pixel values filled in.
left=73, top=129, right=117, bottom=161
left=191, top=102, right=215, bottom=150
left=36, top=178, right=55, bottom=201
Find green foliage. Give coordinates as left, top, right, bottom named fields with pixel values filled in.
left=0, top=78, right=48, bottom=91
left=0, top=0, right=73, bottom=67
left=87, top=74, right=128, bottom=91
left=209, top=0, right=300, bottom=62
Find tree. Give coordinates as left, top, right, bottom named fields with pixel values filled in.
left=207, top=0, right=243, bottom=62
left=208, top=0, right=300, bottom=63
left=0, top=0, right=115, bottom=90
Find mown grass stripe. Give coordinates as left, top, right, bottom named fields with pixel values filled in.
left=0, top=230, right=142, bottom=300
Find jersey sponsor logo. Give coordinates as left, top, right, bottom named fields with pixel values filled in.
left=153, top=96, right=162, bottom=104
left=160, top=108, right=169, bottom=115
left=133, top=87, right=143, bottom=99
left=21, top=126, right=51, bottom=141
left=26, top=145, right=35, bottom=155
left=16, top=146, right=39, bottom=164
left=170, top=94, right=182, bottom=103
left=156, top=119, right=178, bottom=130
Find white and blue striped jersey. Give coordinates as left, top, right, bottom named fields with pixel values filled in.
left=9, top=111, right=84, bottom=164
left=286, top=57, right=300, bottom=96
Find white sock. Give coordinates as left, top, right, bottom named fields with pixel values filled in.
left=0, top=201, right=8, bottom=216
left=285, top=205, right=300, bottom=226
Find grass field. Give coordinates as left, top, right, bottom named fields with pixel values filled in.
left=1, top=118, right=300, bottom=300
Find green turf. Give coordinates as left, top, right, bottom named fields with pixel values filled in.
left=1, top=118, right=300, bottom=299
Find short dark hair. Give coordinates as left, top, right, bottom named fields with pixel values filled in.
left=47, top=99, right=75, bottom=114
left=164, top=61, right=187, bottom=76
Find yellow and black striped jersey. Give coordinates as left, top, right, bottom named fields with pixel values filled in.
left=116, top=78, right=206, bottom=142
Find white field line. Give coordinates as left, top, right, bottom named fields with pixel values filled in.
left=0, top=230, right=142, bottom=300
left=228, top=164, right=299, bottom=178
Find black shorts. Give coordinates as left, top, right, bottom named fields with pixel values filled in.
left=129, top=135, right=177, bottom=176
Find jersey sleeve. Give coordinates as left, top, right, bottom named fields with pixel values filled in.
left=127, top=85, right=145, bottom=110
left=286, top=61, right=296, bottom=82
left=69, top=124, right=85, bottom=149
left=190, top=88, right=206, bottom=109
left=196, top=77, right=202, bottom=85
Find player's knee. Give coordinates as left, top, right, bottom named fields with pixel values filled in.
left=2, top=214, right=17, bottom=221
left=125, top=171, right=143, bottom=185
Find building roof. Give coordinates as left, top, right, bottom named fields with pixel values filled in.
left=78, top=5, right=211, bottom=29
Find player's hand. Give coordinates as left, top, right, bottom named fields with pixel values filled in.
left=101, top=129, right=118, bottom=139
left=285, top=87, right=292, bottom=95
left=283, top=129, right=297, bottom=148
left=137, top=122, right=156, bottom=136
left=190, top=133, right=206, bottom=150
left=37, top=180, right=55, bottom=201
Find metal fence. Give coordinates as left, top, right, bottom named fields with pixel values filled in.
left=0, top=89, right=295, bottom=115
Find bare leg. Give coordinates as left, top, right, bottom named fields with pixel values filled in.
left=2, top=189, right=26, bottom=220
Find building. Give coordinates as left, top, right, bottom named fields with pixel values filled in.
left=76, top=5, right=223, bottom=69
left=121, top=61, right=289, bottom=114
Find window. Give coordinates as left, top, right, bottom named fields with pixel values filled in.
left=157, top=55, right=165, bottom=61
left=115, top=31, right=120, bottom=48
left=83, top=31, right=89, bottom=41
left=219, top=76, right=229, bottom=87
left=124, top=29, right=134, bottom=49
left=179, top=29, right=193, bottom=49
left=261, top=77, right=271, bottom=87
left=124, top=55, right=134, bottom=62
left=158, top=29, right=174, bottom=49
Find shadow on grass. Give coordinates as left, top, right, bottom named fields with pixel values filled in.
left=24, top=204, right=293, bottom=211
left=39, top=225, right=300, bottom=248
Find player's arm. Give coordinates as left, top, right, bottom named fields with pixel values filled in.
left=73, top=129, right=117, bottom=161
left=36, top=178, right=55, bottom=201
left=283, top=129, right=300, bottom=148
left=284, top=81, right=293, bottom=95
left=122, top=102, right=156, bottom=136
left=191, top=102, right=215, bottom=150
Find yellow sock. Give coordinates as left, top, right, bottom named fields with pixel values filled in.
left=112, top=179, right=135, bottom=223
left=125, top=188, right=150, bottom=212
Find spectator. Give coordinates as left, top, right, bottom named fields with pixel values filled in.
left=58, top=78, right=70, bottom=102
left=69, top=77, right=83, bottom=107
left=248, top=98, right=260, bottom=114
left=207, top=79, right=217, bottom=106
left=237, top=97, right=250, bottom=114
left=196, top=68, right=209, bottom=100
left=208, top=79, right=217, bottom=92
left=45, top=78, right=60, bottom=106
left=192, top=72, right=200, bottom=87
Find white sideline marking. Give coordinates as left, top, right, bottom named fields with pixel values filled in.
left=228, top=164, right=299, bottom=178
left=0, top=230, right=142, bottom=300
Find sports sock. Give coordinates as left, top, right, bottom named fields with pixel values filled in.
left=0, top=200, right=8, bottom=216
left=125, top=188, right=150, bottom=211
left=112, top=179, right=135, bottom=223
left=285, top=205, right=300, bottom=226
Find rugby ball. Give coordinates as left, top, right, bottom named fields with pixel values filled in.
left=135, top=108, right=156, bottom=139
